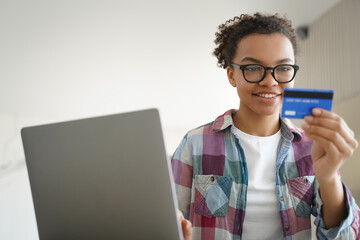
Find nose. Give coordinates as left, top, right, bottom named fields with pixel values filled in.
left=259, top=69, right=278, bottom=87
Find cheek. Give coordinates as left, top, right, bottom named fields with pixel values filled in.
left=236, top=81, right=253, bottom=97
left=285, top=81, right=295, bottom=89
left=280, top=82, right=295, bottom=92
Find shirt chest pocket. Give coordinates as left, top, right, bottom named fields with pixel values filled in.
left=194, top=175, right=233, bottom=218
left=287, top=175, right=315, bottom=218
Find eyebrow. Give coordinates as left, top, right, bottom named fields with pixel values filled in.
left=240, top=57, right=294, bottom=64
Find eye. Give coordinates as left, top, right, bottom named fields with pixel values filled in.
left=277, top=66, right=292, bottom=72
left=245, top=65, right=262, bottom=72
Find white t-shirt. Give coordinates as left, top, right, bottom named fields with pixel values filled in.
left=231, top=126, right=283, bottom=239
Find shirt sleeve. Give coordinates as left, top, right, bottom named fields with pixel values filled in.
left=313, top=180, right=360, bottom=239
left=171, top=134, right=193, bottom=220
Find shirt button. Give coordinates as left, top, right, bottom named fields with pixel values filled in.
left=285, top=225, right=290, bottom=231
left=279, top=197, right=284, bottom=201
left=210, top=176, right=215, bottom=182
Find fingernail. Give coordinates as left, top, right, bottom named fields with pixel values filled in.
left=304, top=116, right=314, bottom=122
left=312, top=108, right=321, bottom=115
left=302, top=124, right=310, bottom=129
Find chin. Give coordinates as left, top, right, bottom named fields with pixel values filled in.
left=255, top=107, right=281, bottom=117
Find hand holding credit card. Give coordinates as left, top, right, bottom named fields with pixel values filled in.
left=281, top=88, right=334, bottom=119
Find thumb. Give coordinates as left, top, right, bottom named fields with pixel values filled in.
left=181, top=219, right=192, bottom=240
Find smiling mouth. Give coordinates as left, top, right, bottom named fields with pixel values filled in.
left=253, top=93, right=281, bottom=99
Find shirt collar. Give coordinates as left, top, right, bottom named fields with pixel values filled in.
left=280, top=118, right=304, bottom=142
left=212, top=109, right=237, bottom=132
left=211, top=109, right=304, bottom=142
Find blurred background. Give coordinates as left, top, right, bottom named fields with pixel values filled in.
left=1, top=0, right=359, bottom=239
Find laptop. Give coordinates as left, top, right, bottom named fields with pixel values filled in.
left=21, top=108, right=183, bottom=240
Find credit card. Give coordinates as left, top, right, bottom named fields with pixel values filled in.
left=281, top=88, right=334, bottom=119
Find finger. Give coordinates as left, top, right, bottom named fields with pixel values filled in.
left=309, top=133, right=339, bottom=156
left=302, top=124, right=355, bottom=158
left=306, top=109, right=343, bottom=130
left=304, top=110, right=357, bottom=149
left=181, top=219, right=192, bottom=240
left=305, top=115, right=352, bottom=135
left=304, top=116, right=352, bottom=141
left=311, top=108, right=336, bottom=118
left=311, top=109, right=354, bottom=135
left=178, top=210, right=184, bottom=222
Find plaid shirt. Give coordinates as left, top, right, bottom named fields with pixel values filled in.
left=171, top=109, right=360, bottom=240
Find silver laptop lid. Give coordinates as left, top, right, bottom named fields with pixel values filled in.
left=21, top=108, right=183, bottom=240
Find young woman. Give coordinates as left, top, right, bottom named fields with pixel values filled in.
left=173, top=13, right=359, bottom=240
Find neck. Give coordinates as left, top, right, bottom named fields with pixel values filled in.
left=233, top=106, right=281, bottom=137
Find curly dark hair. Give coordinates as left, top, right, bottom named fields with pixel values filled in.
left=213, top=13, right=298, bottom=69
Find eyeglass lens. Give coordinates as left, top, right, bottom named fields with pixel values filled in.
left=243, top=65, right=295, bottom=82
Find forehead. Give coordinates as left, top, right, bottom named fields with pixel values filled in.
left=234, top=33, right=295, bottom=63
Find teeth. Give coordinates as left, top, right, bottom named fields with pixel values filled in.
left=257, top=93, right=277, bottom=98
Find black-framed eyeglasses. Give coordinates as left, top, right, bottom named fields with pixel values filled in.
left=231, top=63, right=299, bottom=83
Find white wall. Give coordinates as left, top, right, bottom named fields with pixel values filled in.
left=295, top=0, right=360, bottom=102
left=333, top=94, right=360, bottom=201
left=0, top=0, right=341, bottom=167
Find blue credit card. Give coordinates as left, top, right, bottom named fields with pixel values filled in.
left=281, top=88, right=334, bottom=119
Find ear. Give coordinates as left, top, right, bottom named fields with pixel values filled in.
left=227, top=66, right=236, bottom=87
